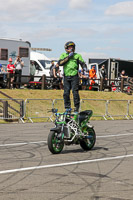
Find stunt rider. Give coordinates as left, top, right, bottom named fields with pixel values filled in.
left=58, top=41, right=86, bottom=112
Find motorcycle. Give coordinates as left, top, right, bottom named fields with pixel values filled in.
left=47, top=108, right=96, bottom=154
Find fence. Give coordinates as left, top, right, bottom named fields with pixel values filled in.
left=25, top=99, right=53, bottom=123
left=0, top=98, right=24, bottom=122
left=80, top=99, right=107, bottom=120
left=0, top=73, right=131, bottom=92
left=0, top=98, right=133, bottom=122
left=24, top=99, right=133, bottom=122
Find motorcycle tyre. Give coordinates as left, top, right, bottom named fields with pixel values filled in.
left=80, top=128, right=96, bottom=151
left=48, top=131, right=64, bottom=154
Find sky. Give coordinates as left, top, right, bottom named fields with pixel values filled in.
left=0, top=0, right=133, bottom=63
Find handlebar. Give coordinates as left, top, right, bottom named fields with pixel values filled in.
left=48, top=108, right=77, bottom=116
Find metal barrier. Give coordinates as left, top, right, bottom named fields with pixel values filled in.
left=25, top=99, right=133, bottom=122
left=128, top=100, right=133, bottom=119
left=25, top=99, right=53, bottom=123
left=106, top=100, right=129, bottom=120
left=80, top=99, right=107, bottom=120
left=0, top=98, right=132, bottom=122
left=0, top=98, right=24, bottom=122
left=53, top=99, right=74, bottom=112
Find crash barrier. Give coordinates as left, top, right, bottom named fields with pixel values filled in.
left=0, top=98, right=24, bottom=122
left=80, top=99, right=107, bottom=120
left=24, top=99, right=133, bottom=122
left=105, top=100, right=129, bottom=120
left=128, top=100, right=133, bottom=119
left=25, top=99, right=53, bottom=123
left=53, top=99, right=74, bottom=113
left=0, top=98, right=133, bottom=122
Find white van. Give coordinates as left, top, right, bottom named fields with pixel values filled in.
left=30, top=51, right=51, bottom=81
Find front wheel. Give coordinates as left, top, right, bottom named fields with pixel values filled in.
left=47, top=131, right=64, bottom=154
left=80, top=128, right=96, bottom=151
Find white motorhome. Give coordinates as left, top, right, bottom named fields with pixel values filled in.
left=0, top=38, right=30, bottom=76
left=0, top=38, right=54, bottom=82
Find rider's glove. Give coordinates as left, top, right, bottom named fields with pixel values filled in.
left=68, top=52, right=74, bottom=57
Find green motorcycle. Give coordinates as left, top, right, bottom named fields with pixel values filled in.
left=47, top=108, right=96, bottom=154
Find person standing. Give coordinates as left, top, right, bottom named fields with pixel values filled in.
left=99, top=64, right=107, bottom=90
left=89, top=65, right=97, bottom=90
left=14, top=56, right=24, bottom=88
left=53, top=63, right=63, bottom=89
left=79, top=67, right=89, bottom=90
left=7, top=58, right=15, bottom=88
left=58, top=41, right=86, bottom=112
left=49, top=60, right=55, bottom=77
left=30, top=60, right=36, bottom=81
left=99, top=64, right=107, bottom=79
left=0, top=64, right=7, bottom=82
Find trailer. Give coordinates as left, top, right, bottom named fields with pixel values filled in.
left=0, top=38, right=31, bottom=76
left=88, top=58, right=133, bottom=93
left=88, top=58, right=133, bottom=79
left=0, top=38, right=54, bottom=84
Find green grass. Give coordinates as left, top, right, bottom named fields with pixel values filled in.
left=0, top=89, right=133, bottom=101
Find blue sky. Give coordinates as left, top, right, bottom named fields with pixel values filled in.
left=0, top=0, right=133, bottom=63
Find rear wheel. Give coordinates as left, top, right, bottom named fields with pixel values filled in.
left=48, top=131, right=64, bottom=154
left=80, top=128, right=96, bottom=151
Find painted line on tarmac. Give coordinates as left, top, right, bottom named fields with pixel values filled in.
left=0, top=141, right=47, bottom=147
left=0, top=154, right=133, bottom=175
left=97, top=132, right=133, bottom=138
left=0, top=132, right=133, bottom=147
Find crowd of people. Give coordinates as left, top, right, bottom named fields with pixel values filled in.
left=49, top=59, right=98, bottom=91
left=0, top=44, right=129, bottom=93
left=0, top=56, right=24, bottom=89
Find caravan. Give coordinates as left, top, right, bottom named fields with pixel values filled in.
left=0, top=38, right=53, bottom=82
left=0, top=38, right=30, bottom=77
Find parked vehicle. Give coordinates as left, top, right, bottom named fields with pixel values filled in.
left=47, top=108, right=96, bottom=154
left=0, top=38, right=53, bottom=83
left=0, top=38, right=30, bottom=81
left=30, top=51, right=51, bottom=81
left=88, top=58, right=133, bottom=80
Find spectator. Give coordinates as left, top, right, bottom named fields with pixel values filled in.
left=49, top=60, right=55, bottom=77
left=120, top=70, right=128, bottom=81
left=79, top=67, right=89, bottom=90
left=58, top=41, right=86, bottom=112
left=7, top=58, right=15, bottom=88
left=99, top=64, right=107, bottom=79
left=14, top=56, right=24, bottom=88
left=30, top=60, right=36, bottom=81
left=89, top=65, right=97, bottom=90
left=99, top=64, right=107, bottom=90
left=53, top=63, right=63, bottom=89
left=0, top=64, right=7, bottom=82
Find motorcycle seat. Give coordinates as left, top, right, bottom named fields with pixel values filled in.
left=78, top=110, right=93, bottom=124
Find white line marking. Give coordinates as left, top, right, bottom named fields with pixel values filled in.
left=0, top=154, right=133, bottom=175
left=0, top=141, right=46, bottom=147
left=0, top=132, right=133, bottom=147
left=97, top=132, right=133, bottom=138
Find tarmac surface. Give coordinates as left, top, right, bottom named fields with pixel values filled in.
left=0, top=120, right=133, bottom=200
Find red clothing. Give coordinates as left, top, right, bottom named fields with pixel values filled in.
left=7, top=64, right=15, bottom=74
